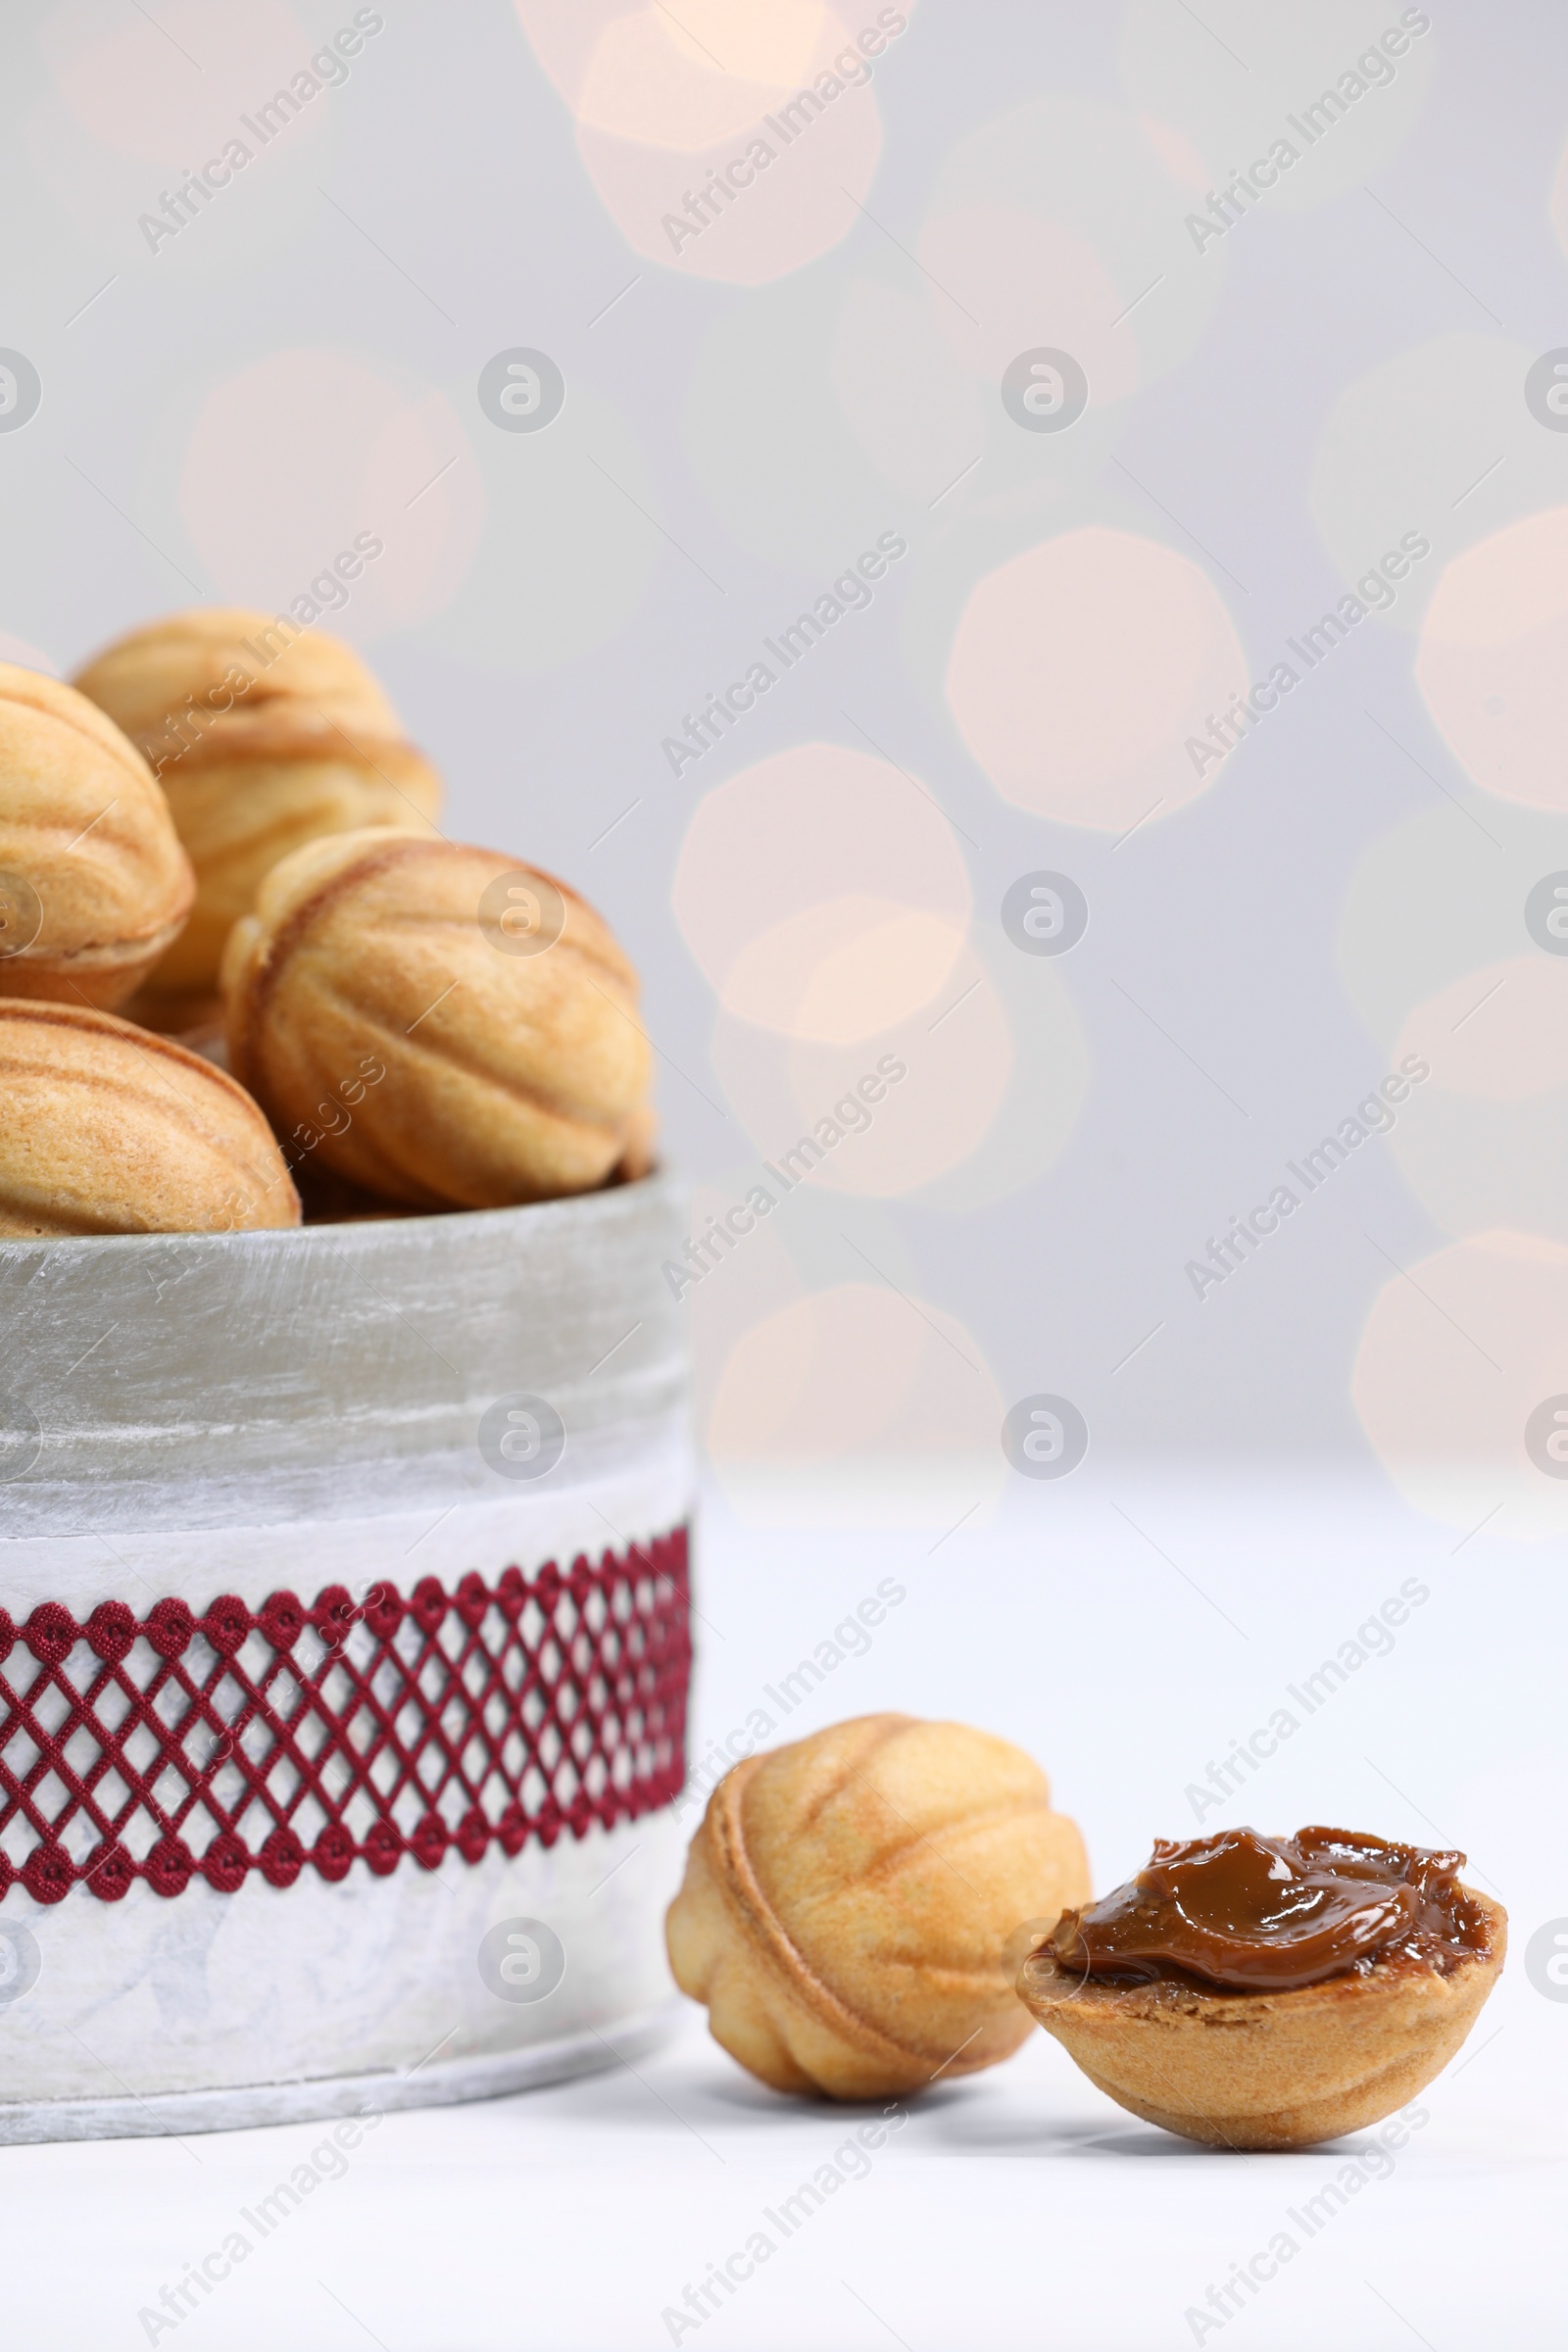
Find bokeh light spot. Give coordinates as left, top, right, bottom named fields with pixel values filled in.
left=1396, top=955, right=1568, bottom=1103
left=721, top=900, right=965, bottom=1045
left=41, top=0, right=316, bottom=168
left=179, top=349, right=483, bottom=640
left=710, top=942, right=1014, bottom=1197
left=516, top=1, right=907, bottom=283
left=946, top=526, right=1247, bottom=832
left=1417, top=507, right=1568, bottom=811
left=673, top=743, right=971, bottom=1037
left=1353, top=1229, right=1568, bottom=1539
left=918, top=204, right=1140, bottom=397
left=707, top=1280, right=1004, bottom=1527
left=575, top=2, right=826, bottom=149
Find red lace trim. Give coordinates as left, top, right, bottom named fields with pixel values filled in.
left=0, top=1530, right=690, bottom=1905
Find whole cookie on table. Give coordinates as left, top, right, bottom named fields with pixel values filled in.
left=667, top=1712, right=1090, bottom=2099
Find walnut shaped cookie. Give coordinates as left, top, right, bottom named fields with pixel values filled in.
left=667, top=1713, right=1091, bottom=2099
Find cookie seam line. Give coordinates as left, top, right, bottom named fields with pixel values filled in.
left=710, top=1759, right=978, bottom=2078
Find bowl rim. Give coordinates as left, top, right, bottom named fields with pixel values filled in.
left=0, top=1164, right=676, bottom=1264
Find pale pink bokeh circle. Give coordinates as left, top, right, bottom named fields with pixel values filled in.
left=0, top=633, right=59, bottom=676
left=1394, top=956, right=1568, bottom=1102
left=672, top=743, right=971, bottom=1041
left=681, top=1177, right=805, bottom=1430
left=917, top=204, right=1140, bottom=397
left=513, top=0, right=827, bottom=122
left=706, top=1280, right=1004, bottom=1525
left=515, top=0, right=911, bottom=281
left=573, top=80, right=882, bottom=286
left=709, top=942, right=1013, bottom=1196
left=724, top=903, right=966, bottom=1045
left=946, top=526, right=1249, bottom=831
left=178, top=350, right=484, bottom=640
left=1417, top=507, right=1568, bottom=811
left=1352, top=1229, right=1568, bottom=1539
left=575, top=2, right=829, bottom=149
left=1136, top=111, right=1210, bottom=196
left=39, top=0, right=319, bottom=168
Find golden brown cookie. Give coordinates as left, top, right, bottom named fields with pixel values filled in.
left=0, top=664, right=193, bottom=1010
left=614, top=1101, right=660, bottom=1184
left=222, top=828, right=652, bottom=1209
left=73, top=609, right=441, bottom=1025
left=1016, top=1889, right=1505, bottom=2150
left=0, top=1001, right=300, bottom=1236
left=666, top=1713, right=1091, bottom=2099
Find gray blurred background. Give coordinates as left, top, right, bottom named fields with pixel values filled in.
left=5, top=0, right=1568, bottom=1529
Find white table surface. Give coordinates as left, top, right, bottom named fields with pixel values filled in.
left=3, top=1470, right=1560, bottom=2350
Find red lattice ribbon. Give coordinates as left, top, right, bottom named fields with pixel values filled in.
left=0, top=1531, right=690, bottom=1905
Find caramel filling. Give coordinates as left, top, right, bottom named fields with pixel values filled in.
left=1047, top=1826, right=1491, bottom=1992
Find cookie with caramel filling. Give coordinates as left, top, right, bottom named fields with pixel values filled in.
left=1017, top=1827, right=1505, bottom=2148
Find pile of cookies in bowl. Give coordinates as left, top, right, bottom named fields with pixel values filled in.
left=0, top=612, right=653, bottom=1237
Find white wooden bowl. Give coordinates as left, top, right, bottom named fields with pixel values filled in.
left=0, top=1176, right=691, bottom=2141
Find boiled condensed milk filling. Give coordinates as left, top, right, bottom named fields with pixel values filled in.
left=1047, top=1827, right=1494, bottom=1992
